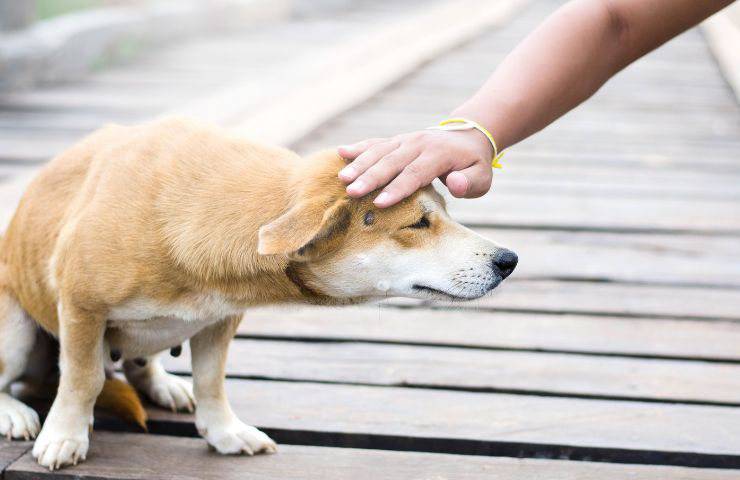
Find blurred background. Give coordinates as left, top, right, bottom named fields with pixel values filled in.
left=0, top=0, right=739, bottom=478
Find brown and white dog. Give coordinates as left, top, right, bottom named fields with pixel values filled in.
left=0, top=117, right=517, bottom=470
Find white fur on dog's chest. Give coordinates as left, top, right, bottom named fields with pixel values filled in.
left=106, top=293, right=244, bottom=357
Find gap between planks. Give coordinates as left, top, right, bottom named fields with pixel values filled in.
left=127, top=378, right=740, bottom=471
left=160, top=338, right=740, bottom=407
left=234, top=305, right=740, bottom=362
left=233, top=334, right=740, bottom=365
left=6, top=432, right=739, bottom=480
left=82, top=408, right=740, bottom=471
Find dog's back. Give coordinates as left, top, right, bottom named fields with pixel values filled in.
left=2, top=123, right=130, bottom=333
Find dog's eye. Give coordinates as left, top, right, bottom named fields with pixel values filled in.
left=406, top=215, right=430, bottom=229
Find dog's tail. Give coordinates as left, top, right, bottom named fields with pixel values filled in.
left=96, top=377, right=148, bottom=431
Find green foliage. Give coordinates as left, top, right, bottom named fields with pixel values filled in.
left=36, top=0, right=103, bottom=20
left=91, top=36, right=146, bottom=71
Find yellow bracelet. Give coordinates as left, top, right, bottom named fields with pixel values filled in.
left=428, top=117, right=504, bottom=169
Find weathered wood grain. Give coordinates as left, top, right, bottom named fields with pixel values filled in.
left=162, top=338, right=740, bottom=404
left=7, top=432, right=738, bottom=480
left=237, top=305, right=740, bottom=361
left=0, top=442, right=31, bottom=476
left=508, top=149, right=740, bottom=171
left=385, top=280, right=740, bottom=320
left=0, top=110, right=143, bottom=132
left=481, top=167, right=740, bottom=201
left=0, top=132, right=78, bottom=164
left=144, top=378, right=740, bottom=458
left=474, top=229, right=740, bottom=285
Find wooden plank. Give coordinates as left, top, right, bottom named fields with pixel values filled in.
left=0, top=132, right=78, bottom=164
left=144, top=378, right=740, bottom=460
left=237, top=305, right=740, bottom=362
left=0, top=171, right=40, bottom=230
left=0, top=110, right=143, bottom=131
left=489, top=166, right=740, bottom=200
left=477, top=229, right=740, bottom=285
left=7, top=432, right=738, bottom=480
left=444, top=194, right=740, bottom=233
left=0, top=442, right=31, bottom=476
left=404, top=279, right=740, bottom=320
left=0, top=87, right=182, bottom=111
left=162, top=339, right=740, bottom=404
left=506, top=149, right=740, bottom=171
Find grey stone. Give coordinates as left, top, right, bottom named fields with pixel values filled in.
left=0, top=1, right=35, bottom=31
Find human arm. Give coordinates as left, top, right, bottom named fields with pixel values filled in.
left=338, top=0, right=735, bottom=207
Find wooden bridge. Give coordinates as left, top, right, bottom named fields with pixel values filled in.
left=1, top=0, right=739, bottom=478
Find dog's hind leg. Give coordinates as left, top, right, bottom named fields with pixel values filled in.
left=123, top=353, right=194, bottom=413
left=0, top=287, right=41, bottom=440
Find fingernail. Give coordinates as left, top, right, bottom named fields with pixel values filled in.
left=338, top=145, right=351, bottom=151
left=347, top=180, right=366, bottom=195
left=339, top=166, right=356, bottom=180
left=374, top=192, right=391, bottom=206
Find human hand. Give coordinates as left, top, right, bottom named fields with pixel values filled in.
left=337, top=128, right=495, bottom=208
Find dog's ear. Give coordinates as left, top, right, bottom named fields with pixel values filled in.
left=258, top=198, right=351, bottom=260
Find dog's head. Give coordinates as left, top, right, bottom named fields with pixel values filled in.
left=257, top=151, right=517, bottom=303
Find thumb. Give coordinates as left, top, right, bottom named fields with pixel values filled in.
left=444, top=164, right=492, bottom=198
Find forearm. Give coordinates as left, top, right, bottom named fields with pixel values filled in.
left=454, top=0, right=734, bottom=150
left=337, top=0, right=734, bottom=207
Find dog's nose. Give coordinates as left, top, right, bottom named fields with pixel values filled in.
left=492, top=249, right=518, bottom=279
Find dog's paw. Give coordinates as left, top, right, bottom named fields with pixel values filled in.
left=0, top=394, right=41, bottom=440
left=199, top=419, right=277, bottom=455
left=32, top=429, right=88, bottom=471
left=144, top=372, right=195, bottom=413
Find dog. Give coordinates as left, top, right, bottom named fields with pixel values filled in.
left=0, top=117, right=517, bottom=470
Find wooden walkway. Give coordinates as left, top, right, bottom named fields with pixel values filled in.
left=2, top=0, right=740, bottom=478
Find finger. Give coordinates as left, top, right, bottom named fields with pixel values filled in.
left=445, top=163, right=493, bottom=198
left=348, top=147, right=421, bottom=197
left=337, top=138, right=385, bottom=160
left=343, top=141, right=401, bottom=194
left=374, top=153, right=451, bottom=208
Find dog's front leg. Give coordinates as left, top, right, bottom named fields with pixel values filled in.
left=33, top=302, right=105, bottom=470
left=190, top=316, right=276, bottom=455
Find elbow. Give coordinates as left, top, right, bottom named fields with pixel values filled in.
left=602, top=0, right=631, bottom=43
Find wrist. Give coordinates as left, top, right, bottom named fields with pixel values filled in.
left=451, top=105, right=510, bottom=152
left=457, top=127, right=494, bottom=162
left=430, top=116, right=502, bottom=168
